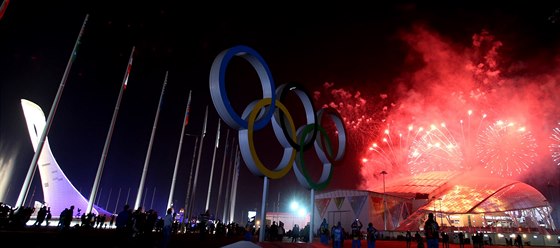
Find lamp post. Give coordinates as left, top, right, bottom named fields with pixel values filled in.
left=381, top=170, right=387, bottom=230
left=438, top=197, right=443, bottom=226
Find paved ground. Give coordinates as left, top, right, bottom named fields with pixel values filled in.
left=254, top=235, right=559, bottom=248
left=0, top=227, right=557, bottom=248
left=257, top=239, right=554, bottom=248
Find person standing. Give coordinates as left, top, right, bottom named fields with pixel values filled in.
left=366, top=222, right=378, bottom=248
left=423, top=213, right=440, bottom=248
left=406, top=231, right=413, bottom=248
left=320, top=218, right=330, bottom=245
left=45, top=207, right=52, bottom=226
left=442, top=232, right=450, bottom=248
left=33, top=206, right=47, bottom=226
left=351, top=218, right=363, bottom=248
left=333, top=222, right=343, bottom=248
left=415, top=231, right=424, bottom=248
left=198, top=209, right=210, bottom=240
left=162, top=208, right=174, bottom=248
left=291, top=224, right=299, bottom=242
left=458, top=232, right=465, bottom=248
left=515, top=234, right=523, bottom=248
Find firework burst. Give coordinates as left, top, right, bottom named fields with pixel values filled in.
left=409, top=123, right=464, bottom=174
left=549, top=122, right=560, bottom=167
left=476, top=120, right=538, bottom=177
left=313, top=82, right=389, bottom=148
left=359, top=124, right=418, bottom=189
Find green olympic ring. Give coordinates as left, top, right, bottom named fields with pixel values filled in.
left=292, top=107, right=347, bottom=190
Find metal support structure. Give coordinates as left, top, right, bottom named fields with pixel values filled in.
left=259, top=177, right=269, bottom=242
left=381, top=170, right=387, bottom=230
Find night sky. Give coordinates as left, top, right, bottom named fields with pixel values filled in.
left=1, top=1, right=560, bottom=223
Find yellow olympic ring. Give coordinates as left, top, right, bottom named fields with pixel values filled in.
left=238, top=98, right=297, bottom=179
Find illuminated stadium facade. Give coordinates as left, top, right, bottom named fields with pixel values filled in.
left=382, top=171, right=556, bottom=234
left=314, top=171, right=556, bottom=237
left=21, top=99, right=111, bottom=217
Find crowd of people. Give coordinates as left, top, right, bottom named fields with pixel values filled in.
left=0, top=204, right=537, bottom=247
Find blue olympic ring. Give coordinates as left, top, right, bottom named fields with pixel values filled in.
left=209, top=45, right=276, bottom=130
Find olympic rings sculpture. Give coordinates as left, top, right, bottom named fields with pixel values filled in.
left=209, top=45, right=346, bottom=190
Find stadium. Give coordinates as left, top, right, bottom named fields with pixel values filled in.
left=314, top=171, right=558, bottom=246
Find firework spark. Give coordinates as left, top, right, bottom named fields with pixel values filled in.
left=549, top=122, right=560, bottom=167
left=476, top=120, right=538, bottom=177
left=409, top=122, right=464, bottom=174
left=360, top=124, right=418, bottom=189
left=313, top=82, right=389, bottom=148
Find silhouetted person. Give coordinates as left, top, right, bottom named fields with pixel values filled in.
left=44, top=207, right=52, bottom=226
left=320, top=218, right=329, bottom=245
left=58, top=205, right=74, bottom=230
left=366, top=222, right=378, bottom=248
left=333, top=222, right=343, bottom=248
left=115, top=204, right=132, bottom=245
left=515, top=234, right=523, bottom=248
left=423, top=213, right=439, bottom=248
left=442, top=232, right=449, bottom=248
left=458, top=232, right=465, bottom=248
left=198, top=209, right=210, bottom=240
left=291, top=224, right=299, bottom=242
left=351, top=218, right=363, bottom=248
left=415, top=231, right=424, bottom=248
left=270, top=221, right=278, bottom=241
left=406, top=231, right=413, bottom=248
left=33, top=206, right=47, bottom=226
left=162, top=208, right=174, bottom=248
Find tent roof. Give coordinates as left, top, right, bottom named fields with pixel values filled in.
left=382, top=171, right=548, bottom=214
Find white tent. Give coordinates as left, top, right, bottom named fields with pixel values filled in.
left=313, top=189, right=412, bottom=234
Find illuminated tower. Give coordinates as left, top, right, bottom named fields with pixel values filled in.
left=21, top=99, right=110, bottom=216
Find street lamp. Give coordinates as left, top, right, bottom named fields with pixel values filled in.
left=380, top=170, right=388, bottom=230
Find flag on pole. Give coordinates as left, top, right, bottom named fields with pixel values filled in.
left=184, top=90, right=192, bottom=127
left=0, top=0, right=11, bottom=20
left=123, top=47, right=135, bottom=90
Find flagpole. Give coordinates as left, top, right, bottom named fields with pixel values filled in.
left=205, top=120, right=221, bottom=212
left=228, top=145, right=240, bottom=224
left=215, top=129, right=230, bottom=221
left=125, top=187, right=131, bottom=206
left=96, top=187, right=104, bottom=205
left=113, top=188, right=122, bottom=214
left=105, top=188, right=113, bottom=210
left=28, top=186, right=36, bottom=207
left=150, top=187, right=156, bottom=210
left=142, top=188, right=147, bottom=209
left=87, top=46, right=135, bottom=214
left=222, top=138, right=236, bottom=222
left=167, top=90, right=192, bottom=209
left=134, top=71, right=168, bottom=210
left=183, top=135, right=198, bottom=223
left=15, top=14, right=89, bottom=209
left=187, top=106, right=208, bottom=221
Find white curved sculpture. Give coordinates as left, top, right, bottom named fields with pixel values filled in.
left=20, top=99, right=111, bottom=216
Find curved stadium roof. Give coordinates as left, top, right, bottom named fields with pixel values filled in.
left=380, top=171, right=549, bottom=214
